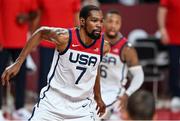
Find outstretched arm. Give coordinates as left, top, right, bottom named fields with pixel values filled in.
left=1, top=27, right=69, bottom=85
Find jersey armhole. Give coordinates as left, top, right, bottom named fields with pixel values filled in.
left=57, top=29, right=72, bottom=55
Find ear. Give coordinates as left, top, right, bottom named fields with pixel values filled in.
left=80, top=18, right=85, bottom=27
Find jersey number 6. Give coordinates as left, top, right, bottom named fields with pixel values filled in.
left=100, top=65, right=108, bottom=78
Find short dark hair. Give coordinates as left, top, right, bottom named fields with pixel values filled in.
left=127, top=90, right=155, bottom=120
left=105, top=9, right=121, bottom=18
left=79, top=5, right=101, bottom=20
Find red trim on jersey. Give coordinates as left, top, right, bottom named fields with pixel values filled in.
left=110, top=37, right=127, bottom=55
left=69, top=28, right=103, bottom=55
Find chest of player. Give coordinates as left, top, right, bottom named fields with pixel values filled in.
left=101, top=53, right=121, bottom=66
left=60, top=49, right=101, bottom=68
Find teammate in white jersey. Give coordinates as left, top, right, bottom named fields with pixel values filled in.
left=1, top=5, right=110, bottom=121
left=100, top=10, right=144, bottom=120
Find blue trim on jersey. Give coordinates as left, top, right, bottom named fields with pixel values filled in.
left=36, top=53, right=60, bottom=108
left=28, top=107, right=36, bottom=121
left=100, top=34, right=104, bottom=62
left=57, top=29, right=72, bottom=55
left=76, top=28, right=97, bottom=48
left=28, top=29, right=71, bottom=120
left=106, top=100, right=117, bottom=107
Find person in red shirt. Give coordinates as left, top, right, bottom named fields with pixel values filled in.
left=0, top=1, right=6, bottom=120
left=158, top=0, right=180, bottom=110
left=36, top=0, right=81, bottom=93
left=0, top=0, right=38, bottom=120
left=0, top=0, right=3, bottom=50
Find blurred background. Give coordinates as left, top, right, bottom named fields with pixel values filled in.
left=0, top=0, right=180, bottom=120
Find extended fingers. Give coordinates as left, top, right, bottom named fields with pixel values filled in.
left=1, top=69, right=9, bottom=85
left=1, top=69, right=14, bottom=86
left=97, top=105, right=106, bottom=117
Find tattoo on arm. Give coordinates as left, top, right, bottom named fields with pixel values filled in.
left=38, top=27, right=68, bottom=42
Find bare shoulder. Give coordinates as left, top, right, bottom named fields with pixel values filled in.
left=103, top=40, right=111, bottom=55
left=122, top=43, right=139, bottom=66
left=122, top=43, right=136, bottom=55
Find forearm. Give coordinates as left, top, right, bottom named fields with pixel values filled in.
left=16, top=28, right=43, bottom=65
left=94, top=67, right=102, bottom=100
left=157, top=7, right=167, bottom=30
left=126, top=65, right=144, bottom=96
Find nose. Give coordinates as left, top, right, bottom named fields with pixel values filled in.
left=96, top=21, right=103, bottom=29
left=111, top=23, right=116, bottom=29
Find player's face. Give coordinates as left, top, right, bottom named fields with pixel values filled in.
left=84, top=10, right=103, bottom=40
left=104, top=13, right=121, bottom=39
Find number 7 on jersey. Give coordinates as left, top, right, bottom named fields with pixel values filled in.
left=75, top=66, right=87, bottom=84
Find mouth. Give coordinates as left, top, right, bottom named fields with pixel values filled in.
left=94, top=30, right=101, bottom=34
left=109, top=31, right=116, bottom=35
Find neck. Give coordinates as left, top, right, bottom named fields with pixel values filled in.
left=79, top=28, right=94, bottom=46
left=105, top=32, right=122, bottom=45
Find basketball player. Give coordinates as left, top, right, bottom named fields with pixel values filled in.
left=100, top=10, right=144, bottom=120
left=1, top=5, right=110, bottom=121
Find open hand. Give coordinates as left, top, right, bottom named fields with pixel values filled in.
left=118, top=93, right=128, bottom=112
left=1, top=62, right=21, bottom=85
left=95, top=98, right=106, bottom=117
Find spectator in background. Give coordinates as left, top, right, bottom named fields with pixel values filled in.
left=123, top=90, right=155, bottom=120
left=0, top=0, right=5, bottom=120
left=0, top=0, right=38, bottom=120
left=157, top=0, right=180, bottom=111
left=35, top=0, right=81, bottom=93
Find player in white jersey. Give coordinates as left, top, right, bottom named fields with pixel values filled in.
left=1, top=5, right=110, bottom=121
left=100, top=10, right=144, bottom=120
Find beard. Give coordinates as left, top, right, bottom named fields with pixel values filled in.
left=84, top=24, right=101, bottom=40
left=86, top=30, right=101, bottom=40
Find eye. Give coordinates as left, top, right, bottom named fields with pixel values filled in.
left=91, top=19, right=98, bottom=22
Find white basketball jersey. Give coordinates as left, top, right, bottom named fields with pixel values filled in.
left=100, top=37, right=128, bottom=106
left=38, top=28, right=104, bottom=105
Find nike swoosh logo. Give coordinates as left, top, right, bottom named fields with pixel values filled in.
left=82, top=103, right=88, bottom=108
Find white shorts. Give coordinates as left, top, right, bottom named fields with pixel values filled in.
left=29, top=94, right=97, bottom=121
